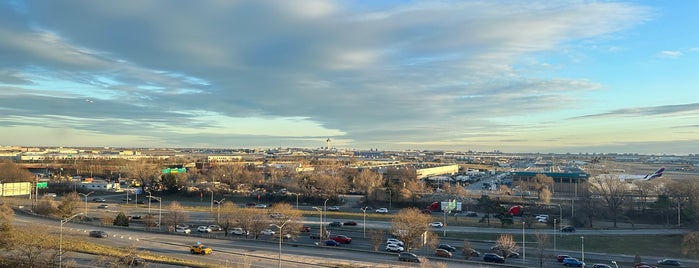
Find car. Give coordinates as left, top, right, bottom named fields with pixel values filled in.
left=122, top=198, right=132, bottom=202
left=230, top=228, right=248, bottom=235
left=196, top=226, right=212, bottom=233
left=506, top=251, right=520, bottom=258
left=561, top=226, right=576, bottom=232
left=92, top=197, right=106, bottom=202
left=557, top=255, right=571, bottom=262
left=538, top=217, right=548, bottom=223
left=635, top=263, right=658, bottom=268
left=658, top=259, right=681, bottom=266
left=260, top=229, right=275, bottom=235
left=175, top=227, right=191, bottom=234
left=176, top=224, right=190, bottom=229
left=464, top=211, right=478, bottom=217
left=536, top=214, right=549, bottom=220
left=437, top=244, right=456, bottom=252
left=255, top=204, right=267, bottom=209
left=89, top=230, right=108, bottom=238
left=329, top=221, right=342, bottom=227
left=563, top=257, right=585, bottom=267
left=483, top=253, right=505, bottom=263
left=430, top=222, right=444, bottom=228
left=275, top=233, right=293, bottom=239
left=330, top=235, right=352, bottom=244
left=300, top=225, right=311, bottom=232
left=130, top=215, right=142, bottom=220
left=269, top=213, right=284, bottom=219
left=386, top=238, right=405, bottom=247
left=385, top=243, right=404, bottom=252
left=398, top=252, right=420, bottom=263
left=464, top=249, right=481, bottom=257
left=593, top=264, right=613, bottom=268
left=435, top=249, right=452, bottom=258
left=325, top=240, right=340, bottom=246
left=189, top=242, right=213, bottom=255
left=327, top=206, right=340, bottom=211
left=97, top=204, right=109, bottom=209
left=376, top=208, right=389, bottom=213
left=208, top=225, right=222, bottom=231
left=343, top=221, right=357, bottom=226
left=136, top=200, right=145, bottom=204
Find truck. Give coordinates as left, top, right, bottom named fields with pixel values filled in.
left=424, top=201, right=462, bottom=213
left=507, top=205, right=523, bottom=216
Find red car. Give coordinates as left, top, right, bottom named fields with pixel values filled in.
left=557, top=255, right=571, bottom=262
left=330, top=235, right=352, bottom=244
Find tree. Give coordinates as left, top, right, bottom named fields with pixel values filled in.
left=142, top=214, right=158, bottom=231
left=589, top=177, right=630, bottom=228
left=534, top=231, right=549, bottom=268
left=368, top=229, right=384, bottom=251
left=682, top=231, right=699, bottom=258
left=391, top=208, right=432, bottom=252
left=162, top=201, right=189, bottom=230
left=216, top=201, right=240, bottom=236
left=524, top=174, right=554, bottom=200
left=56, top=191, right=81, bottom=218
left=476, top=195, right=506, bottom=226
left=0, top=204, right=14, bottom=247
left=235, top=208, right=270, bottom=240
left=113, top=212, right=130, bottom=227
left=128, top=161, right=162, bottom=191
left=493, top=234, right=519, bottom=259
left=462, top=240, right=476, bottom=259
left=269, top=203, right=303, bottom=238
left=161, top=173, right=187, bottom=193
left=354, top=169, right=384, bottom=198
left=0, top=161, right=35, bottom=182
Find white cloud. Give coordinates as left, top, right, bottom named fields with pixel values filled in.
left=658, top=50, right=683, bottom=58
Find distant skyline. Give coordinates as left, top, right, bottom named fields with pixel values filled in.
left=1, top=1, right=698, bottom=155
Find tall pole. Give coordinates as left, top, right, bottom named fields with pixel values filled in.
left=210, top=190, right=214, bottom=212
left=295, top=193, right=299, bottom=209
left=146, top=191, right=152, bottom=215
left=361, top=207, right=367, bottom=238
left=312, top=207, right=322, bottom=243
left=388, top=189, right=392, bottom=210
left=678, top=198, right=681, bottom=228
left=522, top=221, right=526, bottom=262
left=553, top=218, right=557, bottom=253
left=60, top=213, right=83, bottom=268
left=580, top=236, right=585, bottom=262
left=78, top=191, right=94, bottom=217
left=215, top=198, right=225, bottom=223
left=270, top=219, right=291, bottom=268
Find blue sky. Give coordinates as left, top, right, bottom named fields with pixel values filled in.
left=1, top=0, right=697, bottom=154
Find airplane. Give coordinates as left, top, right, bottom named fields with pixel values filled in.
left=616, top=167, right=665, bottom=182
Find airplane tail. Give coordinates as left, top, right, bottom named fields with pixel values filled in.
left=644, top=167, right=665, bottom=180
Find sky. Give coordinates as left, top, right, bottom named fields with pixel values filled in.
left=1, top=0, right=698, bottom=155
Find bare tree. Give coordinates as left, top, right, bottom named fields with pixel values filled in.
left=589, top=176, right=630, bottom=228
left=682, top=231, right=699, bottom=258
left=493, top=234, right=519, bottom=260
left=368, top=229, right=385, bottom=251
left=57, top=191, right=81, bottom=217
left=354, top=169, right=384, bottom=198
left=162, top=201, right=189, bottom=230
left=269, top=203, right=303, bottom=238
left=142, top=214, right=158, bottom=231
left=216, top=201, right=240, bottom=235
left=462, top=240, right=476, bottom=259
left=0, top=161, right=35, bottom=182
left=235, top=208, right=270, bottom=240
left=534, top=231, right=549, bottom=268
left=391, top=208, right=432, bottom=252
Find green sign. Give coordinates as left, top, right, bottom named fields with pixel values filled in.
left=36, top=182, right=48, bottom=189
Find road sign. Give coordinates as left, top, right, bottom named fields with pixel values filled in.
left=37, top=182, right=48, bottom=189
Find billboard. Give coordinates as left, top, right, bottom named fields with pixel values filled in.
left=1, top=182, right=32, bottom=196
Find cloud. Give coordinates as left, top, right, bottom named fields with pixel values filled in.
left=573, top=103, right=699, bottom=119
left=657, top=50, right=683, bottom=58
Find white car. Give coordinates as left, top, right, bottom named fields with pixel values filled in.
left=536, top=215, right=549, bottom=223
left=175, top=227, right=191, bottom=234
left=376, top=208, right=389, bottom=213
left=196, top=226, right=212, bottom=233
left=386, top=243, right=405, bottom=252
left=260, top=229, right=276, bottom=235
left=386, top=238, right=405, bottom=247
left=230, top=228, right=248, bottom=235
left=208, top=225, right=223, bottom=231
left=430, top=222, right=444, bottom=228
left=327, top=206, right=340, bottom=211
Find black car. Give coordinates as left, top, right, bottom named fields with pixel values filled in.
left=329, top=221, right=342, bottom=227
left=561, top=226, right=576, bottom=232
left=92, top=197, right=107, bottom=202
left=438, top=244, right=456, bottom=252
left=483, top=253, right=505, bottom=263
left=398, top=252, right=421, bottom=263
left=89, top=230, right=108, bottom=238
left=657, top=259, right=681, bottom=266
left=343, top=221, right=358, bottom=226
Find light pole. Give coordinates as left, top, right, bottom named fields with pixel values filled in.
left=78, top=191, right=94, bottom=217
left=553, top=218, right=557, bottom=253
left=580, top=236, right=585, bottom=262
left=361, top=206, right=368, bottom=238
left=270, top=219, right=291, bottom=268
left=677, top=198, right=682, bottom=228
left=293, top=193, right=300, bottom=209
left=210, top=190, right=214, bottom=212
left=60, top=212, right=83, bottom=268
left=151, top=196, right=162, bottom=230
left=611, top=260, right=619, bottom=268
left=312, top=207, right=323, bottom=244
left=215, top=198, right=225, bottom=223
left=522, top=221, right=526, bottom=262
left=557, top=203, right=562, bottom=237
left=146, top=190, right=152, bottom=215
left=388, top=188, right=392, bottom=210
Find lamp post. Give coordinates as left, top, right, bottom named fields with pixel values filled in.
left=150, top=196, right=162, bottom=230
left=293, top=193, right=300, bottom=209
left=388, top=188, right=392, bottom=210
left=146, top=191, right=152, bottom=215
left=312, top=207, right=323, bottom=244
left=215, top=198, right=225, bottom=222
left=580, top=236, right=585, bottom=262
left=361, top=206, right=368, bottom=238
left=557, top=203, right=562, bottom=237
left=60, top=212, right=83, bottom=268
left=611, top=260, right=619, bottom=268
left=78, top=191, right=94, bottom=217
left=553, top=218, right=557, bottom=253
left=210, top=190, right=214, bottom=212
left=270, top=219, right=291, bottom=268
left=522, top=221, right=526, bottom=262
left=678, top=198, right=682, bottom=228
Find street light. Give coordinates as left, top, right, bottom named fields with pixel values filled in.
left=580, top=236, right=585, bottom=262
left=215, top=198, right=225, bottom=222
left=210, top=190, right=214, bottom=212
left=146, top=190, right=152, bottom=215
left=553, top=218, right=557, bottom=253
left=388, top=188, right=392, bottom=210
left=361, top=207, right=368, bottom=238
left=60, top=212, right=83, bottom=268
left=293, top=193, right=300, bottom=209
left=611, top=260, right=619, bottom=268
left=522, top=221, right=526, bottom=262
left=270, top=219, right=291, bottom=268
left=312, top=207, right=323, bottom=244
left=78, top=191, right=94, bottom=217
left=150, top=196, right=162, bottom=230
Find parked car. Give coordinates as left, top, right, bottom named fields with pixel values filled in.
left=386, top=243, right=404, bottom=252
left=329, top=221, right=342, bottom=227
left=327, top=206, right=340, bottom=211
left=325, top=240, right=340, bottom=246
left=230, top=228, right=248, bottom=235
left=483, top=253, right=505, bottom=263
left=563, top=257, right=585, bottom=267
left=255, top=204, right=267, bottom=209
left=175, top=227, right=191, bottom=234
left=557, top=255, right=571, bottom=262
left=343, top=221, right=357, bottom=226
left=176, top=224, right=190, bottom=229
left=89, top=230, right=108, bottom=238
left=435, top=249, right=452, bottom=258
left=196, top=226, right=212, bottom=233
left=437, top=244, right=456, bottom=252
left=593, top=264, right=613, bottom=268
left=658, top=259, right=681, bottom=266
left=561, top=226, right=576, bottom=232
left=330, top=235, right=352, bottom=244
left=398, top=252, right=421, bottom=263
left=430, top=222, right=444, bottom=228
left=208, top=225, right=222, bottom=231
left=260, top=229, right=275, bottom=235
left=97, top=204, right=109, bottom=209
left=376, top=208, right=389, bottom=213
left=386, top=238, right=405, bottom=247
